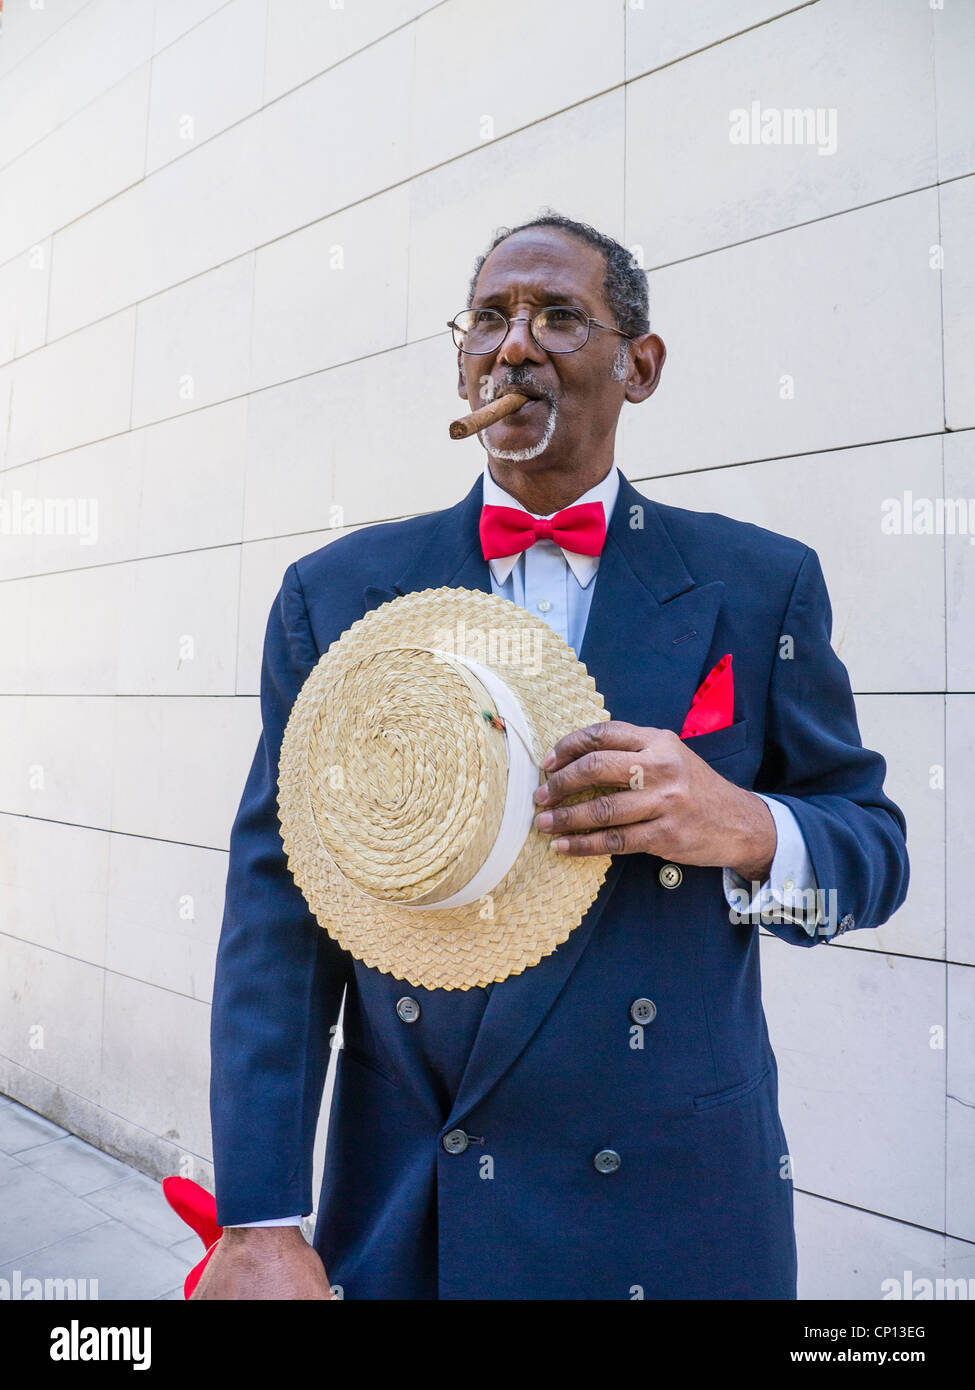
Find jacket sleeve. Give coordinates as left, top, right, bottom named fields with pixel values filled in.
left=752, top=545, right=910, bottom=948
left=209, top=561, right=352, bottom=1225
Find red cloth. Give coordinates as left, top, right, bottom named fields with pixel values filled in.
left=479, top=502, right=606, bottom=561
left=162, top=1176, right=223, bottom=1299
left=680, top=654, right=734, bottom=738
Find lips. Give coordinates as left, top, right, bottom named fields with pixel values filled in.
left=499, top=396, right=545, bottom=425
left=497, top=384, right=546, bottom=403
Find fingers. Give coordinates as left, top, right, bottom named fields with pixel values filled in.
left=538, top=726, right=683, bottom=805
left=535, top=789, right=657, bottom=838
left=533, top=724, right=689, bottom=857
left=546, top=822, right=652, bottom=857
left=542, top=721, right=652, bottom=774
left=535, top=749, right=641, bottom=807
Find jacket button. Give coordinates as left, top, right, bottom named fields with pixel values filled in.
left=593, top=1149, right=621, bottom=1174
left=659, top=863, right=682, bottom=889
left=629, top=997, right=657, bottom=1025
left=838, top=914, right=855, bottom=932
left=396, top=996, right=421, bottom=1023
left=442, top=1129, right=470, bottom=1154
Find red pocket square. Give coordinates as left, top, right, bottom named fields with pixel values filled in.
left=680, top=653, right=734, bottom=739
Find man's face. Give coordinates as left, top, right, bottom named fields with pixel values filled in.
left=457, top=227, right=636, bottom=471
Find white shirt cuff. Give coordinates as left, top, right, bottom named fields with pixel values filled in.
left=226, top=1215, right=304, bottom=1228
left=723, top=795, right=824, bottom=936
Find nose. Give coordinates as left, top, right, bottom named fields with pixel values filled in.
left=497, top=313, right=545, bottom=368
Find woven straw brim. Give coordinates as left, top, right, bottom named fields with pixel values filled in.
left=277, top=587, right=612, bottom=990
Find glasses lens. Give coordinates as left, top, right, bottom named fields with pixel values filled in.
left=533, top=307, right=588, bottom=352
left=453, top=309, right=506, bottom=353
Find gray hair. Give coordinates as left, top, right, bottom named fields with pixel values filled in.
left=466, top=211, right=650, bottom=338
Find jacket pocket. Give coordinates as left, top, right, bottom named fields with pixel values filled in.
left=693, top=1060, right=771, bottom=1112
left=682, top=718, right=749, bottom=764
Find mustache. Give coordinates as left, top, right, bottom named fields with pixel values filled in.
left=489, top=371, right=558, bottom=408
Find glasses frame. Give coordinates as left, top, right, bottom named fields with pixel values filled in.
left=447, top=305, right=635, bottom=355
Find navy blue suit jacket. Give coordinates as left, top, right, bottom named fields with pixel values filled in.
left=209, top=469, right=909, bottom=1300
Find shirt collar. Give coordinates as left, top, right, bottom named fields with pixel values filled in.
left=481, top=464, right=620, bottom=587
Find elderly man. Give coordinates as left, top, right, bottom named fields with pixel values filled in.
left=197, top=214, right=909, bottom=1300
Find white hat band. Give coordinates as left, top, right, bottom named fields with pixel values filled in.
left=406, top=652, right=539, bottom=911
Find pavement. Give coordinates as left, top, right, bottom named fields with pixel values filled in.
left=0, top=1094, right=200, bottom=1300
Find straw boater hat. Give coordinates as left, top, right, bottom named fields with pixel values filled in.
left=277, top=586, right=612, bottom=991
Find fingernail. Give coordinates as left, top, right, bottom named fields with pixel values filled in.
left=536, top=811, right=553, bottom=831
left=553, top=838, right=570, bottom=852
left=543, top=750, right=556, bottom=768
left=534, top=785, right=549, bottom=804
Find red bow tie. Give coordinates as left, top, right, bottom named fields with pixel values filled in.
left=479, top=502, right=606, bottom=562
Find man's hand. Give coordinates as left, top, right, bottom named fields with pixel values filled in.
left=533, top=721, right=776, bottom=882
left=189, top=1225, right=337, bottom=1301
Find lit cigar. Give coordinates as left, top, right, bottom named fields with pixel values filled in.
left=449, top=392, right=529, bottom=440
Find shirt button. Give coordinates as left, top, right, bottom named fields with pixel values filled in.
left=783, top=877, right=795, bottom=892
left=396, top=996, right=420, bottom=1023
left=629, top=998, right=657, bottom=1025
left=593, top=1149, right=621, bottom=1174
left=659, top=863, right=682, bottom=889
left=442, top=1129, right=470, bottom=1154
left=537, top=599, right=552, bottom=613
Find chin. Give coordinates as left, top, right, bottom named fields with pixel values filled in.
left=480, top=404, right=558, bottom=462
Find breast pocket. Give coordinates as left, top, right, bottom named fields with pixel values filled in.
left=681, top=718, right=749, bottom=764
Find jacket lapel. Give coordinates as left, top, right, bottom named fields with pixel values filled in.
left=361, top=469, right=725, bottom=1129
left=362, top=474, right=491, bottom=613
left=576, top=474, right=725, bottom=733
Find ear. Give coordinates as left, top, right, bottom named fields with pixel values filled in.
left=457, top=348, right=469, bottom=402
left=624, top=333, right=666, bottom=404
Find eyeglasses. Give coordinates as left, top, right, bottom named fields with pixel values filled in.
left=447, top=306, right=634, bottom=355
